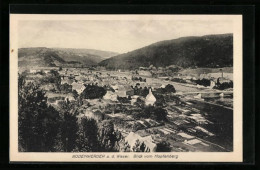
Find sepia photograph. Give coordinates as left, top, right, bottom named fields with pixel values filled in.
left=9, top=14, right=243, bottom=162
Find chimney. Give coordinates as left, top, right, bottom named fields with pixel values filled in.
left=220, top=69, right=223, bottom=78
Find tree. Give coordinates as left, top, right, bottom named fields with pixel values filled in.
left=18, top=81, right=61, bottom=152
left=80, top=84, right=107, bottom=99
left=156, top=141, right=171, bottom=152
left=72, top=90, right=79, bottom=99
left=154, top=94, right=166, bottom=107
left=60, top=112, right=79, bottom=152
left=150, top=107, right=168, bottom=121
left=77, top=117, right=100, bottom=152
left=132, top=139, right=149, bottom=152
left=18, top=73, right=25, bottom=89
left=47, top=69, right=61, bottom=91
left=117, top=96, right=130, bottom=104
left=134, top=97, right=145, bottom=108
left=59, top=83, right=72, bottom=93
left=141, top=87, right=149, bottom=96
left=165, top=84, right=176, bottom=93
left=98, top=120, right=123, bottom=152
left=137, top=106, right=168, bottom=122
left=119, top=140, right=131, bottom=152
left=50, top=69, right=59, bottom=77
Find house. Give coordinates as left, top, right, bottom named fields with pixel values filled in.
left=130, top=95, right=140, bottom=105
left=40, top=84, right=55, bottom=91
left=117, top=85, right=134, bottom=97
left=116, top=91, right=127, bottom=98
left=125, top=132, right=157, bottom=152
left=138, top=71, right=152, bottom=77
left=210, top=73, right=233, bottom=81
left=210, top=80, right=216, bottom=88
left=103, top=91, right=118, bottom=101
left=71, top=82, right=85, bottom=94
left=177, top=132, right=195, bottom=139
left=65, top=95, right=75, bottom=102
left=199, top=74, right=211, bottom=80
left=217, top=77, right=232, bottom=84
left=126, top=87, right=134, bottom=96
left=83, top=109, right=104, bottom=122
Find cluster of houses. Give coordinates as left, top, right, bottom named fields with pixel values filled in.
left=21, top=66, right=228, bottom=152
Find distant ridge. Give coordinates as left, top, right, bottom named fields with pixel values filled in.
left=99, top=33, right=233, bottom=70
left=18, top=47, right=119, bottom=67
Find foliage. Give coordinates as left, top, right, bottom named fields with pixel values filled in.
left=134, top=97, right=145, bottom=108
left=171, top=78, right=187, bottom=83
left=60, top=83, right=72, bottom=93
left=98, top=120, right=123, bottom=152
left=40, top=69, right=61, bottom=91
left=154, top=94, right=166, bottom=107
left=132, top=139, right=149, bottom=152
left=192, top=78, right=211, bottom=87
left=154, top=84, right=176, bottom=95
left=80, top=84, right=107, bottom=99
left=132, top=122, right=144, bottom=131
left=133, top=86, right=149, bottom=97
left=156, top=141, right=172, bottom=152
left=164, top=84, right=176, bottom=93
left=132, top=76, right=146, bottom=82
left=18, top=76, right=61, bottom=152
left=72, top=90, right=79, bottom=99
left=214, top=80, right=233, bottom=90
left=117, top=96, right=130, bottom=104
left=36, top=70, right=46, bottom=76
left=50, top=69, right=59, bottom=77
left=77, top=117, right=100, bottom=152
left=60, top=112, right=79, bottom=152
left=119, top=140, right=131, bottom=152
left=135, top=106, right=168, bottom=122
left=99, top=34, right=233, bottom=69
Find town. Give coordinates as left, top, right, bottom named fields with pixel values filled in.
left=18, top=65, right=233, bottom=152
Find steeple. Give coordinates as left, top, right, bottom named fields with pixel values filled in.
left=145, top=88, right=156, bottom=106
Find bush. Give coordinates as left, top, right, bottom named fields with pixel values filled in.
left=165, top=84, right=176, bottom=93
left=60, top=83, right=72, bottom=93
left=60, top=112, right=79, bottom=152
left=98, top=120, right=123, bottom=152
left=76, top=117, right=100, bottom=152
left=156, top=141, right=171, bottom=152
left=135, top=106, right=168, bottom=122
left=171, top=78, right=187, bottom=83
left=132, top=139, right=148, bottom=152
left=155, top=84, right=176, bottom=94
left=193, top=78, right=211, bottom=87
left=213, top=81, right=233, bottom=90
left=81, top=84, right=107, bottom=99
left=117, top=96, right=130, bottom=104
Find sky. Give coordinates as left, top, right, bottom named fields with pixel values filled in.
left=18, top=19, right=233, bottom=53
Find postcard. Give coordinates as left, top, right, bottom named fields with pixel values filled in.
left=10, top=14, right=243, bottom=162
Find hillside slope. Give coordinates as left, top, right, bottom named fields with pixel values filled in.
left=99, top=34, right=233, bottom=70
left=18, top=47, right=119, bottom=67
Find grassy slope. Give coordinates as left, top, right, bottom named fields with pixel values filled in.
left=99, top=34, right=233, bottom=70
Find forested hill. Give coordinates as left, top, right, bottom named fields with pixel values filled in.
left=99, top=34, right=233, bottom=70
left=18, top=47, right=119, bottom=67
